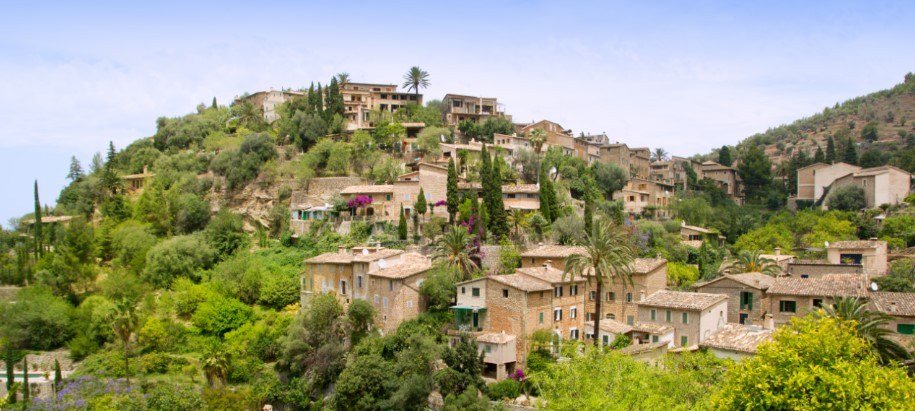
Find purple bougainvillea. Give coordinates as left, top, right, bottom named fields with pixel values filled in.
left=346, top=195, right=373, bottom=210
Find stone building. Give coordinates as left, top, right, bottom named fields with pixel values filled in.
left=518, top=120, right=576, bottom=156
left=613, top=178, right=674, bottom=219
left=636, top=290, right=728, bottom=348
left=700, top=161, right=744, bottom=204
left=341, top=82, right=422, bottom=130
left=766, top=274, right=868, bottom=327
left=869, top=292, right=915, bottom=335
left=695, top=272, right=774, bottom=325
left=237, top=89, right=305, bottom=123
left=700, top=323, right=774, bottom=361
left=786, top=260, right=863, bottom=278
left=827, top=165, right=912, bottom=208
left=515, top=264, right=588, bottom=341
left=519, top=244, right=587, bottom=271
left=442, top=94, right=506, bottom=127
left=826, top=240, right=888, bottom=278
left=586, top=258, right=669, bottom=327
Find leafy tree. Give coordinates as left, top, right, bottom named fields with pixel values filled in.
left=142, top=234, right=217, bottom=287
left=67, top=156, right=84, bottom=181
left=324, top=77, right=345, bottom=122
left=347, top=299, right=375, bottom=347
left=205, top=210, right=248, bottom=258
left=402, top=66, right=430, bottom=96
left=419, top=264, right=458, bottom=312
left=816, top=297, right=911, bottom=365
left=0, top=286, right=74, bottom=350
left=277, top=293, right=346, bottom=392
left=447, top=158, right=459, bottom=223
left=192, top=296, right=254, bottom=336
left=861, top=121, right=880, bottom=142
left=433, top=335, right=485, bottom=398
left=813, top=144, right=825, bottom=163
left=737, top=145, right=773, bottom=203
left=563, top=221, right=636, bottom=346
left=175, top=193, right=210, bottom=234
left=826, top=136, right=837, bottom=163
left=711, top=316, right=915, bottom=410
left=433, top=226, right=479, bottom=280
left=827, top=185, right=866, bottom=211
left=332, top=349, right=397, bottom=410
left=733, top=223, right=793, bottom=253
left=718, top=145, right=732, bottom=166
left=416, top=126, right=449, bottom=158
left=591, top=161, right=628, bottom=198
left=498, top=237, right=521, bottom=274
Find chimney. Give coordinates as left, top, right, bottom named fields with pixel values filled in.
left=639, top=290, right=645, bottom=301
left=774, top=247, right=781, bottom=257
left=755, top=280, right=761, bottom=287
left=764, top=314, right=775, bottom=330
left=890, top=301, right=898, bottom=313
left=143, top=165, right=148, bottom=174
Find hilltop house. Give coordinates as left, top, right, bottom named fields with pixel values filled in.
left=826, top=240, right=888, bottom=278
left=679, top=222, right=725, bottom=247
left=613, top=178, right=674, bottom=219
left=442, top=94, right=507, bottom=127
left=636, top=290, right=729, bottom=348
left=237, top=89, right=305, bottom=123
left=796, top=163, right=912, bottom=209
left=341, top=82, right=422, bottom=130
left=700, top=161, right=744, bottom=204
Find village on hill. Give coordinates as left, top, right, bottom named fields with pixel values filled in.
left=2, top=68, right=915, bottom=410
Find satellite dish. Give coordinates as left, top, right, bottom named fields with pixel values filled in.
left=549, top=167, right=557, bottom=175
left=440, top=134, right=446, bottom=142
left=824, top=241, right=830, bottom=248
left=378, top=259, right=388, bottom=269
left=871, top=282, right=879, bottom=291
left=362, top=248, right=370, bottom=256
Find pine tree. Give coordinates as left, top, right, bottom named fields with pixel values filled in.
left=398, top=205, right=408, bottom=241
left=718, top=145, right=732, bottom=166
left=813, top=144, right=825, bottom=163
left=67, top=156, right=84, bottom=181
left=101, top=141, right=121, bottom=195
left=538, top=164, right=553, bottom=222
left=33, top=180, right=43, bottom=259
left=415, top=187, right=427, bottom=221
left=826, top=136, right=837, bottom=163
left=447, top=158, right=459, bottom=224
left=211, top=97, right=218, bottom=109
left=843, top=137, right=858, bottom=165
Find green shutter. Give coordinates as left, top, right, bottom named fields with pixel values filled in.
left=898, top=324, right=915, bottom=335
left=747, top=292, right=753, bottom=311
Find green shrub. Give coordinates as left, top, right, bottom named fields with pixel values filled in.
left=191, top=296, right=254, bottom=336
left=0, top=286, right=75, bottom=350
left=487, top=378, right=521, bottom=401
left=137, top=352, right=189, bottom=374
left=142, top=234, right=217, bottom=287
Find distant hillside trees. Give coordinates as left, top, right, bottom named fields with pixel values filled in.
left=717, top=145, right=732, bottom=166
left=210, top=133, right=277, bottom=190
left=737, top=145, right=773, bottom=204
left=458, top=117, right=514, bottom=143
left=153, top=108, right=231, bottom=151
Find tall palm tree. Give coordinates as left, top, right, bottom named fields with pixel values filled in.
left=651, top=148, right=669, bottom=162
left=201, top=342, right=230, bottom=388
left=563, top=221, right=637, bottom=346
left=433, top=225, right=479, bottom=281
left=109, top=298, right=138, bottom=385
left=402, top=66, right=430, bottom=97
left=816, top=297, right=911, bottom=365
left=723, top=250, right=780, bottom=276
left=336, top=72, right=351, bottom=87
left=528, top=128, right=547, bottom=154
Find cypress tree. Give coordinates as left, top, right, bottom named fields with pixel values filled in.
left=813, top=144, right=825, bottom=163
left=22, top=356, right=29, bottom=403
left=398, top=205, right=408, bottom=241
left=718, top=145, right=732, bottom=166
left=33, top=180, right=42, bottom=259
left=211, top=97, right=218, bottom=109
left=843, top=137, right=858, bottom=165
left=324, top=77, right=344, bottom=121
left=538, top=163, right=553, bottom=222
left=415, top=187, right=427, bottom=221
left=447, top=158, right=459, bottom=224
left=316, top=83, right=324, bottom=117
left=5, top=347, right=15, bottom=404
left=826, top=136, right=837, bottom=163
left=54, top=359, right=62, bottom=392
left=306, top=83, right=318, bottom=114
left=487, top=152, right=507, bottom=239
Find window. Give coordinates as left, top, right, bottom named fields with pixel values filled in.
left=586, top=312, right=594, bottom=321
left=682, top=312, right=689, bottom=324
left=589, top=291, right=596, bottom=301
left=608, top=313, right=616, bottom=320
left=570, top=328, right=579, bottom=340
left=739, top=291, right=753, bottom=310
left=626, top=292, right=632, bottom=303
left=571, top=307, right=578, bottom=319
left=650, top=309, right=657, bottom=321
left=357, top=275, right=363, bottom=289
left=603, top=335, right=610, bottom=345
left=502, top=289, right=509, bottom=298
left=801, top=274, right=810, bottom=279
left=539, top=312, right=544, bottom=324
left=813, top=299, right=824, bottom=308
left=897, top=324, right=915, bottom=335
left=389, top=280, right=393, bottom=291
left=665, top=310, right=672, bottom=322
left=570, top=285, right=578, bottom=296
left=680, top=336, right=688, bottom=347
left=385, top=194, right=391, bottom=201
left=461, top=287, right=466, bottom=294
left=608, top=292, right=616, bottom=301
left=779, top=300, right=797, bottom=313
left=554, top=308, right=562, bottom=321
left=404, top=193, right=410, bottom=201
left=407, top=300, right=413, bottom=308
left=374, top=295, right=379, bottom=304
left=484, top=344, right=492, bottom=353
left=651, top=335, right=659, bottom=343
left=627, top=315, right=634, bottom=325
left=472, top=287, right=480, bottom=297
left=554, top=286, right=564, bottom=298
left=383, top=297, right=388, bottom=308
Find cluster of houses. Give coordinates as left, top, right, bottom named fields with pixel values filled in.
left=299, top=237, right=914, bottom=380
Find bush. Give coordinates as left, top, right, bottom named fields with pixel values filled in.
left=145, top=383, right=204, bottom=410
left=206, top=209, right=249, bottom=258
left=142, top=234, right=217, bottom=287
left=137, top=352, right=189, bottom=374
left=210, top=133, right=277, bottom=190
left=191, top=296, right=254, bottom=336
left=827, top=185, right=867, bottom=211
left=0, top=286, right=75, bottom=350
left=487, top=378, right=521, bottom=401
left=667, top=262, right=700, bottom=288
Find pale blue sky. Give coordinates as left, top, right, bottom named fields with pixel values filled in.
left=1, top=1, right=913, bottom=223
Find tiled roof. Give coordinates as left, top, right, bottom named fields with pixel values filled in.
left=339, top=185, right=395, bottom=194
left=516, top=265, right=583, bottom=284
left=696, top=273, right=775, bottom=290
left=585, top=320, right=632, bottom=335
left=631, top=258, right=666, bottom=274
left=639, top=290, right=728, bottom=311
left=700, top=324, right=774, bottom=354
left=760, top=254, right=795, bottom=262
left=477, top=332, right=516, bottom=344
left=853, top=165, right=912, bottom=177
left=488, top=274, right=552, bottom=292
left=767, top=274, right=867, bottom=298
left=681, top=224, right=715, bottom=234
left=520, top=245, right=587, bottom=258
left=828, top=240, right=886, bottom=249
left=502, top=184, right=539, bottom=194
left=870, top=292, right=915, bottom=317
left=306, top=248, right=404, bottom=264
left=620, top=341, right=669, bottom=355
left=789, top=259, right=860, bottom=267
left=630, top=322, right=673, bottom=334
left=369, top=253, right=431, bottom=279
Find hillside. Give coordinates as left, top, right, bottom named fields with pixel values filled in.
left=723, top=73, right=915, bottom=169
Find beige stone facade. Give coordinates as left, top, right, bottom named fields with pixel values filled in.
left=695, top=273, right=773, bottom=325
left=826, top=240, right=888, bottom=277
left=443, top=94, right=506, bottom=127
left=826, top=166, right=913, bottom=209
left=870, top=292, right=915, bottom=335
left=700, top=161, right=744, bottom=204
left=613, top=178, right=674, bottom=218
left=585, top=258, right=669, bottom=327
left=239, top=89, right=305, bottom=123
left=341, top=82, right=422, bottom=130
left=766, top=274, right=868, bottom=327
left=650, top=156, right=703, bottom=190
left=786, top=260, right=863, bottom=278
left=795, top=162, right=828, bottom=201
left=636, top=290, right=728, bottom=347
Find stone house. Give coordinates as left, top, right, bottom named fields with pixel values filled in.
left=338, top=162, right=456, bottom=221
left=679, top=222, right=725, bottom=247
left=515, top=264, right=588, bottom=341
left=586, top=258, right=669, bottom=327
left=629, top=147, right=651, bottom=179
left=613, top=178, right=674, bottom=218
left=826, top=240, right=888, bottom=277
left=700, top=323, right=774, bottom=361
left=700, top=161, right=744, bottom=204
left=786, top=260, right=863, bottom=278
left=759, top=249, right=795, bottom=274
left=695, top=272, right=774, bottom=325
left=628, top=322, right=675, bottom=346
left=340, top=82, right=422, bottom=130
left=636, top=290, right=729, bottom=348
left=650, top=156, right=704, bottom=191
left=442, top=94, right=507, bottom=127
left=519, top=244, right=587, bottom=271
left=766, top=274, right=868, bottom=327
left=869, top=292, right=915, bottom=335
left=794, top=162, right=860, bottom=203
left=122, top=166, right=155, bottom=192
left=237, top=89, right=305, bottom=123
left=828, top=165, right=912, bottom=208
left=583, top=319, right=632, bottom=346
left=518, top=120, right=576, bottom=156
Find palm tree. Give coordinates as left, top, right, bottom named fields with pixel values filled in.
left=232, top=100, right=263, bottom=129
left=651, top=148, right=669, bottom=162
left=507, top=209, right=528, bottom=240
left=723, top=250, right=780, bottom=276
left=201, top=342, right=230, bottom=388
left=563, top=221, right=637, bottom=346
left=336, top=72, right=351, bottom=87
left=109, top=298, right=138, bottom=385
left=402, top=66, right=430, bottom=97
left=433, top=225, right=479, bottom=281
left=528, top=128, right=547, bottom=155
left=816, top=297, right=911, bottom=365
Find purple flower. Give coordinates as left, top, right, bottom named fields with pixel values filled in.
left=434, top=200, right=447, bottom=207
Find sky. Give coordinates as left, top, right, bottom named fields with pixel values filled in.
left=1, top=0, right=914, bottom=224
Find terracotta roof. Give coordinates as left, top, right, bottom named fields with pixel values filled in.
left=870, top=292, right=915, bottom=317
left=760, top=254, right=795, bottom=262
left=520, top=245, right=587, bottom=258
left=696, top=273, right=775, bottom=290
left=369, top=253, right=431, bottom=279
left=585, top=320, right=632, bottom=335
left=476, top=332, right=516, bottom=344
left=339, top=185, right=395, bottom=194
left=789, top=259, right=861, bottom=267
left=639, top=290, right=728, bottom=311
left=621, top=341, right=669, bottom=355
left=516, top=265, right=583, bottom=284
left=828, top=240, right=886, bottom=249
left=700, top=324, right=774, bottom=354
left=767, top=274, right=867, bottom=298
left=306, top=248, right=404, bottom=264
left=631, top=258, right=667, bottom=274
left=630, top=322, right=674, bottom=334
left=488, top=274, right=552, bottom=292
left=502, top=184, right=539, bottom=194
left=680, top=223, right=723, bottom=237
left=853, top=165, right=912, bottom=177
